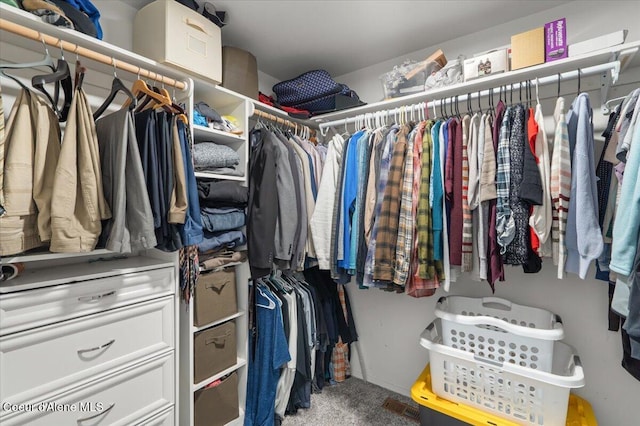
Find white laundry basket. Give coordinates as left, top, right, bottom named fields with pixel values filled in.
left=435, top=296, right=564, bottom=372
left=421, top=319, right=584, bottom=426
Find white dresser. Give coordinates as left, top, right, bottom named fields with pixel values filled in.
left=0, top=252, right=178, bottom=425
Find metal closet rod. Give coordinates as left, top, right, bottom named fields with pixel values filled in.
left=318, top=60, right=620, bottom=130
left=0, top=18, right=188, bottom=90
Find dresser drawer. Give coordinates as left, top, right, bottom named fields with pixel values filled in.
left=2, top=351, right=174, bottom=426
left=135, top=406, right=175, bottom=425
left=1, top=296, right=174, bottom=405
left=0, top=267, right=173, bottom=336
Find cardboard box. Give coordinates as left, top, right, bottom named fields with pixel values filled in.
left=463, top=49, right=509, bottom=81
left=194, top=321, right=236, bottom=384
left=545, top=18, right=567, bottom=62
left=194, top=372, right=239, bottom=426
left=511, top=27, right=545, bottom=70
left=194, top=268, right=237, bottom=327
left=569, top=30, right=628, bottom=57
left=222, top=46, right=259, bottom=100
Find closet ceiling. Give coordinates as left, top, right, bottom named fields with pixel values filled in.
left=127, top=0, right=570, bottom=80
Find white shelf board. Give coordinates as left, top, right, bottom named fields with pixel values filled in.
left=1, top=248, right=114, bottom=264
left=194, top=172, right=246, bottom=181
left=193, top=311, right=246, bottom=333
left=312, top=40, right=640, bottom=124
left=0, top=256, right=174, bottom=293
left=193, top=125, right=245, bottom=144
left=192, top=358, right=247, bottom=392
left=0, top=4, right=189, bottom=92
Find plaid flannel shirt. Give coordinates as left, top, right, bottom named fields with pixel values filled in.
left=373, top=124, right=411, bottom=282
left=496, top=107, right=515, bottom=252
left=393, top=124, right=422, bottom=286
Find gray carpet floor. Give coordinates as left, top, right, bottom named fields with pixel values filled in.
left=281, top=377, right=421, bottom=426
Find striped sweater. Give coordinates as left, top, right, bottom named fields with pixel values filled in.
left=550, top=97, right=571, bottom=279
left=461, top=115, right=474, bottom=271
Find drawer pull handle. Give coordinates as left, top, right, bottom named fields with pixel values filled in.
left=185, top=18, right=208, bottom=35
left=76, top=402, right=115, bottom=423
left=77, top=339, right=115, bottom=355
left=78, top=290, right=116, bottom=303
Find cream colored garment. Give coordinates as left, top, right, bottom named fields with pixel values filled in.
left=50, top=87, right=110, bottom=252
left=168, top=116, right=187, bottom=224
left=0, top=89, right=60, bottom=255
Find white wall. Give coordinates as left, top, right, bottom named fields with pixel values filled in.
left=336, top=1, right=640, bottom=104
left=338, top=2, right=640, bottom=425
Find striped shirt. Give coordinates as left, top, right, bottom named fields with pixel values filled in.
left=461, top=114, right=474, bottom=272
left=550, top=97, right=571, bottom=279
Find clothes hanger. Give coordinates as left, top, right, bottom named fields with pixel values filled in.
left=467, top=93, right=473, bottom=115
left=535, top=77, right=541, bottom=106
left=577, top=68, right=581, bottom=95
left=74, top=47, right=86, bottom=90
left=93, top=58, right=137, bottom=120
left=124, top=71, right=171, bottom=111
left=557, top=73, right=561, bottom=99
left=477, top=90, right=483, bottom=115
left=455, top=95, right=461, bottom=118
left=0, top=36, right=56, bottom=92
left=31, top=41, right=73, bottom=122
left=255, top=284, right=276, bottom=309
left=603, top=95, right=628, bottom=115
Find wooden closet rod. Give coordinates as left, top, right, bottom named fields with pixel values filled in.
left=318, top=60, right=620, bottom=130
left=253, top=109, right=315, bottom=133
left=0, top=18, right=187, bottom=90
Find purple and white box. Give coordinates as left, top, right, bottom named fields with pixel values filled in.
left=545, top=18, right=567, bottom=62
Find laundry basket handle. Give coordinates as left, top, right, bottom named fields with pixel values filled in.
left=481, top=297, right=513, bottom=310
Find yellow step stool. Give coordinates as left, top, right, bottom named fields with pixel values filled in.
left=411, top=364, right=597, bottom=426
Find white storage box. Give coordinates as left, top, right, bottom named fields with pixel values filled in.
left=463, top=49, right=509, bottom=81
left=421, top=319, right=584, bottom=426
left=133, top=0, right=222, bottom=84
left=435, top=296, right=563, bottom=372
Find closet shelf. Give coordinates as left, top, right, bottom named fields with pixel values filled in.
left=0, top=255, right=174, bottom=293
left=1, top=249, right=113, bottom=264
left=193, top=311, right=246, bottom=333
left=194, top=172, right=246, bottom=181
left=193, top=125, right=245, bottom=144
left=192, top=358, right=247, bottom=392
left=312, top=40, right=640, bottom=124
left=0, top=4, right=189, bottom=90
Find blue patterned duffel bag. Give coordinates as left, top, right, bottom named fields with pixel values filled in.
left=272, top=70, right=363, bottom=113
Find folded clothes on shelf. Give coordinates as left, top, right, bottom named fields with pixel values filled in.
left=198, top=167, right=243, bottom=177
left=198, top=181, right=248, bottom=207
left=193, top=142, right=240, bottom=170
left=199, top=249, right=247, bottom=271
left=199, top=230, right=246, bottom=253
left=201, top=207, right=246, bottom=233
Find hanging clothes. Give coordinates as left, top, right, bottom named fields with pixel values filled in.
left=310, top=134, right=346, bottom=269
left=50, top=85, right=110, bottom=252
left=0, top=88, right=60, bottom=256
left=245, top=282, right=290, bottom=426
left=565, top=93, right=603, bottom=278
left=96, top=108, right=157, bottom=252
